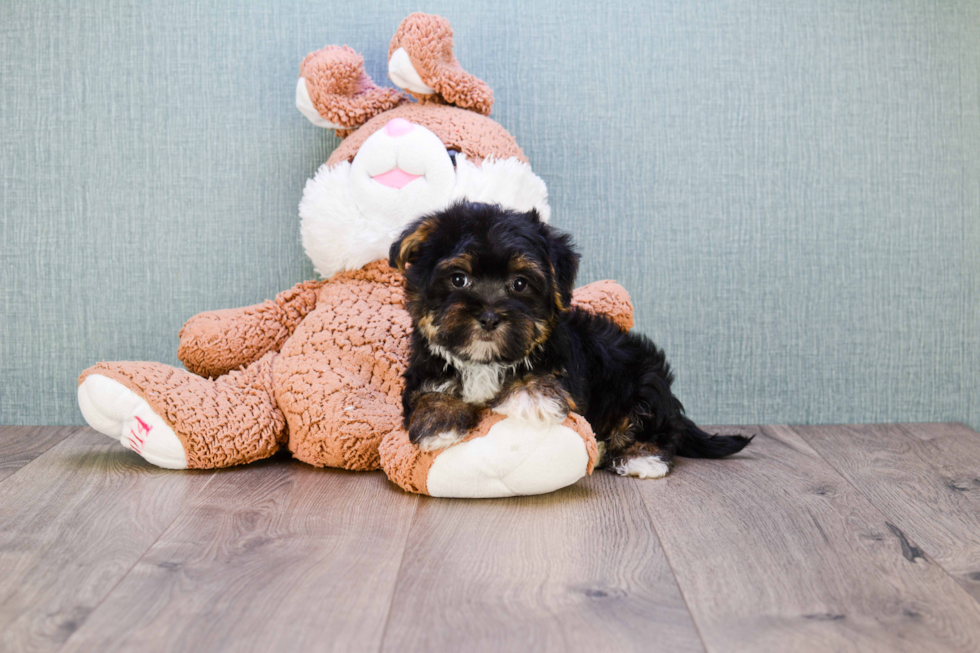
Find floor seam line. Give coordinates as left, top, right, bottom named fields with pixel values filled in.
left=627, top=474, right=712, bottom=653
left=0, top=426, right=86, bottom=491
left=376, top=493, right=420, bottom=653
left=53, top=470, right=219, bottom=653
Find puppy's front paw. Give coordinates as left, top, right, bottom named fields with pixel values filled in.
left=415, top=430, right=464, bottom=451
left=491, top=376, right=572, bottom=426
left=409, top=393, right=480, bottom=451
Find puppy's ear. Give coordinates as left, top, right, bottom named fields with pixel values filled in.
left=538, top=222, right=580, bottom=308
left=389, top=216, right=435, bottom=271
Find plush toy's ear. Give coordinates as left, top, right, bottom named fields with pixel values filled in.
left=536, top=216, right=580, bottom=309
left=387, top=13, right=494, bottom=116
left=389, top=216, right=436, bottom=272
left=297, top=45, right=408, bottom=136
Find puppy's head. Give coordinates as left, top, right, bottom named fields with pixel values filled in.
left=390, top=201, right=579, bottom=364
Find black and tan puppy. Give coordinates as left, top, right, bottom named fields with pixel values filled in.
left=389, top=201, right=751, bottom=478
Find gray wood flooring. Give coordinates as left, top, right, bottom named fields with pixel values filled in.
left=2, top=423, right=980, bottom=652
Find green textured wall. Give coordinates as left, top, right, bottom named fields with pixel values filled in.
left=2, top=0, right=978, bottom=428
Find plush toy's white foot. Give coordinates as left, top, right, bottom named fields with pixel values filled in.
left=613, top=455, right=670, bottom=479
left=425, top=417, right=590, bottom=498
left=77, top=375, right=188, bottom=469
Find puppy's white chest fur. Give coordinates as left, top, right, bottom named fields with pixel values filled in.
left=427, top=343, right=511, bottom=404
left=457, top=362, right=507, bottom=403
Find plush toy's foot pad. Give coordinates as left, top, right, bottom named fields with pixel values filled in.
left=423, top=416, right=593, bottom=498
left=78, top=374, right=187, bottom=469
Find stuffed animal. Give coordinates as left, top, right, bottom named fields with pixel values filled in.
left=77, top=13, right=634, bottom=498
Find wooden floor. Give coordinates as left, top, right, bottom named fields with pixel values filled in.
left=2, top=424, right=980, bottom=652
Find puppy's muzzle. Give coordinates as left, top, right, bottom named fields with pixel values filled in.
left=477, top=310, right=501, bottom=332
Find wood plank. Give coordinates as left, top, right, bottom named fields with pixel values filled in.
left=0, top=427, right=213, bottom=653
left=792, top=423, right=980, bottom=602
left=0, top=426, right=81, bottom=484
left=634, top=425, right=980, bottom=653
left=58, top=462, right=418, bottom=653
left=381, top=472, right=704, bottom=653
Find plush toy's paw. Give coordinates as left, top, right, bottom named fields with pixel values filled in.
left=490, top=376, right=571, bottom=427
left=77, top=374, right=187, bottom=469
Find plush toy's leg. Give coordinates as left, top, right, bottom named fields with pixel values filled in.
left=77, top=353, right=286, bottom=469
left=279, top=372, right=403, bottom=472
left=379, top=413, right=599, bottom=498
left=78, top=373, right=187, bottom=468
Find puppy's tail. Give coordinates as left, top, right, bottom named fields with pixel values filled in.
left=676, top=418, right=753, bottom=459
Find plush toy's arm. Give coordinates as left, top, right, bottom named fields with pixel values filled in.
left=571, top=280, right=635, bottom=331
left=178, top=280, right=324, bottom=378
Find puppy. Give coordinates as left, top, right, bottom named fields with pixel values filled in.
left=389, top=201, right=752, bottom=478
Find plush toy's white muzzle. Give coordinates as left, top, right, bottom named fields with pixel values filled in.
left=349, top=120, right=457, bottom=228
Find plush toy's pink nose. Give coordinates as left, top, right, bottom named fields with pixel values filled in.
left=384, top=118, right=415, bottom=137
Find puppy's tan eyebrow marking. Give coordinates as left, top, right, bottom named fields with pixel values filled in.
left=436, top=253, right=474, bottom=273
left=509, top=254, right=543, bottom=274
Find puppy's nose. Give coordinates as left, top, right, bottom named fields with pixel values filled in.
left=478, top=311, right=501, bottom=331
left=384, top=118, right=415, bottom=137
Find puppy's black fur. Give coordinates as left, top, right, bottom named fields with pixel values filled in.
left=389, top=201, right=752, bottom=474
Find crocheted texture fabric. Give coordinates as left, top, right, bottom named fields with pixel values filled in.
left=178, top=280, right=325, bottom=379
left=275, top=260, right=411, bottom=471
left=387, top=13, right=494, bottom=115
left=299, top=45, right=407, bottom=131
left=570, top=279, right=635, bottom=332
left=79, top=353, right=286, bottom=469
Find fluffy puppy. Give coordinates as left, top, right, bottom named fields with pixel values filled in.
left=389, top=201, right=752, bottom=478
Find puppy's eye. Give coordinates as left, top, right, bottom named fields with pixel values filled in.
left=446, top=149, right=459, bottom=167
left=512, top=277, right=528, bottom=293
left=451, top=272, right=468, bottom=288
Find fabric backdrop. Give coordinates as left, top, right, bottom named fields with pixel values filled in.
left=2, top=0, right=978, bottom=429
